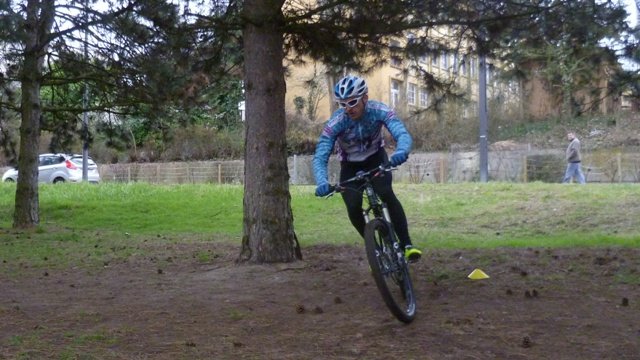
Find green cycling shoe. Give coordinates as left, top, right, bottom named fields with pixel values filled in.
left=404, top=245, right=422, bottom=262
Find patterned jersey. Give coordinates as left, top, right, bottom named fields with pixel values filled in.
left=313, top=100, right=412, bottom=185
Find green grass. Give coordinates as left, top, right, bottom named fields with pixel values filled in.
left=1, top=182, right=639, bottom=269
left=36, top=183, right=245, bottom=235
left=397, top=182, right=640, bottom=249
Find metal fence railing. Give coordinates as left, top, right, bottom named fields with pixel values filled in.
left=93, top=149, right=640, bottom=185
left=2, top=149, right=638, bottom=185
left=99, top=160, right=245, bottom=184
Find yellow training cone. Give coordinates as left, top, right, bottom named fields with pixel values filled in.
left=468, top=268, right=490, bottom=280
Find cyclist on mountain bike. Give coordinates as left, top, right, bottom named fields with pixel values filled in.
left=313, top=75, right=422, bottom=262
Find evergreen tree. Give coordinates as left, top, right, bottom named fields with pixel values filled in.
left=237, top=0, right=636, bottom=263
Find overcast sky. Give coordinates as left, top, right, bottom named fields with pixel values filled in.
left=625, top=0, right=638, bottom=27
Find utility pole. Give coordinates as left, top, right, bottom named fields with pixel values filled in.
left=478, top=50, right=489, bottom=182
left=475, top=1, right=489, bottom=183
left=81, top=0, right=89, bottom=181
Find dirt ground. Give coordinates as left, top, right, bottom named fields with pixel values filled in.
left=1, top=243, right=639, bottom=360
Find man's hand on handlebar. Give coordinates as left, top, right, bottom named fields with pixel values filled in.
left=315, top=183, right=331, bottom=197
left=389, top=150, right=408, bottom=167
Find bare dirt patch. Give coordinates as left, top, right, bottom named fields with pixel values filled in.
left=1, top=244, right=639, bottom=359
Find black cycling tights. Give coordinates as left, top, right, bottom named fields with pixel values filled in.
left=339, top=148, right=412, bottom=248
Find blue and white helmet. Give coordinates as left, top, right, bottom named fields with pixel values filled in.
left=334, top=75, right=368, bottom=100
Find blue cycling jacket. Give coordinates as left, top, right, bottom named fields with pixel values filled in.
left=313, top=100, right=412, bottom=185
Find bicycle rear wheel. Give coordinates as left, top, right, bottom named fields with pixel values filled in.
left=364, top=218, right=416, bottom=323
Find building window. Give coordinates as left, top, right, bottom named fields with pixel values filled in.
left=391, top=79, right=401, bottom=108
left=470, top=57, right=476, bottom=77
left=390, top=40, right=402, bottom=68
left=441, top=51, right=448, bottom=69
left=419, top=88, right=428, bottom=107
left=407, top=83, right=416, bottom=106
left=461, top=55, right=467, bottom=75
left=431, top=52, right=438, bottom=68
left=453, top=53, right=459, bottom=74
left=407, top=33, right=416, bottom=45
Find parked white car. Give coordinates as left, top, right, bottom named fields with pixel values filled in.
left=2, top=153, right=100, bottom=184
left=69, top=154, right=101, bottom=183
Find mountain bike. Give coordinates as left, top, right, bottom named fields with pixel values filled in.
left=326, top=164, right=417, bottom=323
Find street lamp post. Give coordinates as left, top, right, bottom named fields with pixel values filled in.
left=81, top=0, right=89, bottom=181
left=478, top=53, right=488, bottom=182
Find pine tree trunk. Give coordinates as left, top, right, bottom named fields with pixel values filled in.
left=13, top=0, right=55, bottom=228
left=239, top=0, right=302, bottom=263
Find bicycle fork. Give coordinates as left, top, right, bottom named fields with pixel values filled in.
left=362, top=186, right=392, bottom=223
left=363, top=186, right=403, bottom=269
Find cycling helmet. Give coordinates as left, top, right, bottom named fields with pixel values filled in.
left=334, top=75, right=368, bottom=100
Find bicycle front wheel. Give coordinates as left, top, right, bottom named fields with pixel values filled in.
left=364, top=218, right=416, bottom=323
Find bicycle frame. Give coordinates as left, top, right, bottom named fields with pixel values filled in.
left=360, top=170, right=392, bottom=223
left=328, top=164, right=396, bottom=232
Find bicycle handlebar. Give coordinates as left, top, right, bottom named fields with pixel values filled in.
left=324, top=164, right=396, bottom=197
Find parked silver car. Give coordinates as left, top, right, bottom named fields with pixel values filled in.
left=2, top=153, right=100, bottom=184
left=69, top=154, right=101, bottom=183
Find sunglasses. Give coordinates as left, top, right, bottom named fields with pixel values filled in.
left=337, top=96, right=363, bottom=108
